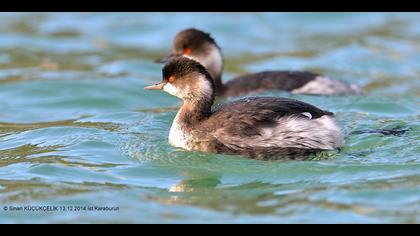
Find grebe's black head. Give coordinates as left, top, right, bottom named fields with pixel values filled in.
left=155, top=28, right=217, bottom=62
left=155, top=28, right=224, bottom=93
left=145, top=56, right=215, bottom=102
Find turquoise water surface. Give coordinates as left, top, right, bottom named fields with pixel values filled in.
left=0, top=13, right=419, bottom=223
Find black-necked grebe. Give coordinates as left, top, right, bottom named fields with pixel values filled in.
left=156, top=28, right=363, bottom=98
left=145, top=57, right=344, bottom=160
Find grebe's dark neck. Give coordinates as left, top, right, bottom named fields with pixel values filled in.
left=177, top=97, right=214, bottom=127
left=213, top=74, right=224, bottom=96
left=175, top=72, right=216, bottom=127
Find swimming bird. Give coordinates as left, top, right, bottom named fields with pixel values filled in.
left=156, top=28, right=363, bottom=98
left=145, top=57, right=345, bottom=160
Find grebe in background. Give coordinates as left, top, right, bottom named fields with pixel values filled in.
left=155, top=28, right=363, bottom=98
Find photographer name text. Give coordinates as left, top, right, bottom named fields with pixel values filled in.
left=3, top=205, right=119, bottom=212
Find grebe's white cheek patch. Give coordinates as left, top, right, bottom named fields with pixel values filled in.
left=196, top=75, right=214, bottom=98
left=163, top=83, right=179, bottom=97
left=203, top=46, right=223, bottom=80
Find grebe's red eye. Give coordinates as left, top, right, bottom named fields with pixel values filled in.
left=183, top=48, right=192, bottom=55
left=168, top=76, right=175, bottom=83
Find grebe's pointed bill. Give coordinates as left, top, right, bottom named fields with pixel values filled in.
left=154, top=53, right=177, bottom=63
left=144, top=82, right=165, bottom=90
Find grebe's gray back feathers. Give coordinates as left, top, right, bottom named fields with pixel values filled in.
left=212, top=96, right=333, bottom=119
left=221, top=71, right=318, bottom=97
left=203, top=97, right=342, bottom=159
